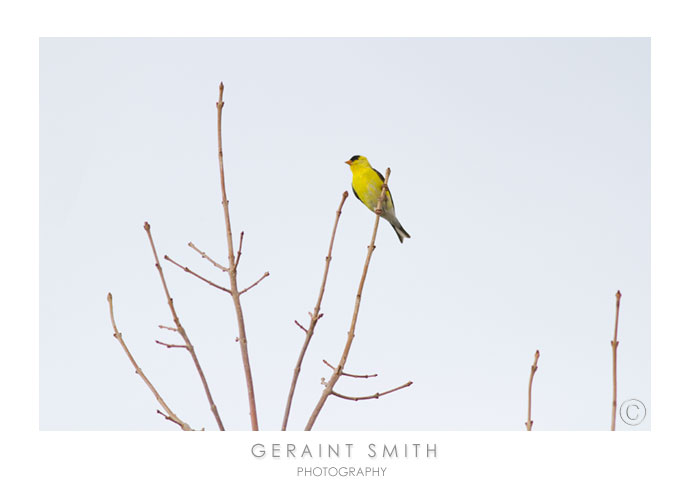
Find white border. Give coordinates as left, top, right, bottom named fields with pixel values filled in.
left=3, top=0, right=687, bottom=490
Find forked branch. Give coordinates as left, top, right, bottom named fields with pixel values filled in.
left=107, top=292, right=192, bottom=431
left=304, top=169, right=412, bottom=430
left=215, top=82, right=259, bottom=430
left=144, top=222, right=225, bottom=431
left=281, top=191, right=349, bottom=430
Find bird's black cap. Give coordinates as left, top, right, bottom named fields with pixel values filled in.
left=349, top=155, right=360, bottom=162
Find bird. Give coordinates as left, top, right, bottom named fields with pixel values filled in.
left=345, top=155, right=411, bottom=243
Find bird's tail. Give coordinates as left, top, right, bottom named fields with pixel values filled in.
left=387, top=215, right=411, bottom=243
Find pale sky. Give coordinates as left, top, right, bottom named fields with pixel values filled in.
left=40, top=37, right=650, bottom=431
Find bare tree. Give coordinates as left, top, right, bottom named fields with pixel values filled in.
left=107, top=84, right=413, bottom=432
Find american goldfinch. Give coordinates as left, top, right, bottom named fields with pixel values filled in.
left=345, top=155, right=411, bottom=243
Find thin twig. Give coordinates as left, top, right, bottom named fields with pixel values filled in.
left=238, top=271, right=270, bottom=295
left=216, top=82, right=259, bottom=430
left=188, top=242, right=230, bottom=272
left=294, top=320, right=307, bottom=334
left=107, top=292, right=192, bottom=431
left=155, top=340, right=188, bottom=349
left=281, top=191, right=349, bottom=430
left=611, top=290, right=621, bottom=431
left=525, top=350, right=540, bottom=431
left=305, top=169, right=413, bottom=430
left=155, top=410, right=190, bottom=430
left=235, top=231, right=244, bottom=269
left=322, top=359, right=378, bottom=379
left=331, top=381, right=413, bottom=401
left=164, top=255, right=232, bottom=294
left=158, top=324, right=177, bottom=332
left=144, top=222, right=225, bottom=431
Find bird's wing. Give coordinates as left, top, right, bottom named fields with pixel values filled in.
left=372, top=167, right=394, bottom=209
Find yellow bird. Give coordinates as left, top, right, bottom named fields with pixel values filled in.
left=345, top=155, right=411, bottom=243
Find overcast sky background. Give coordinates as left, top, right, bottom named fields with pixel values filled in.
left=40, top=38, right=649, bottom=431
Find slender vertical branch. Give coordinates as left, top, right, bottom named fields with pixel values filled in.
left=281, top=191, right=349, bottom=430
left=525, top=350, right=540, bottom=431
left=305, top=169, right=403, bottom=431
left=611, top=290, right=621, bottom=431
left=216, top=82, right=259, bottom=430
left=107, top=293, right=192, bottom=431
left=144, top=222, right=225, bottom=431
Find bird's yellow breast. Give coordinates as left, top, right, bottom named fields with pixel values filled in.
left=351, top=165, right=392, bottom=212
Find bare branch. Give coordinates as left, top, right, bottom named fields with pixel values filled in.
left=294, top=320, right=308, bottom=334
left=525, top=350, right=540, bottom=431
left=281, top=191, right=349, bottom=430
left=239, top=271, right=270, bottom=295
left=158, top=325, right=177, bottom=332
left=215, top=82, right=259, bottom=430
left=107, top=292, right=192, bottom=431
left=235, top=231, right=244, bottom=269
left=144, top=222, right=225, bottom=431
left=331, top=381, right=413, bottom=401
left=155, top=340, right=188, bottom=350
left=322, top=359, right=377, bottom=378
left=164, top=255, right=231, bottom=294
left=305, top=170, right=411, bottom=430
left=155, top=410, right=202, bottom=431
left=188, top=242, right=229, bottom=272
left=611, top=290, right=622, bottom=431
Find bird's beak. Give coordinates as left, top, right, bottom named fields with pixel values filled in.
left=345, top=160, right=352, bottom=165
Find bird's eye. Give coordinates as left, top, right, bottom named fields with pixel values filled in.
left=350, top=155, right=360, bottom=161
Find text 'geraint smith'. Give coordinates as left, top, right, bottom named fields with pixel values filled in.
left=251, top=443, right=437, bottom=459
